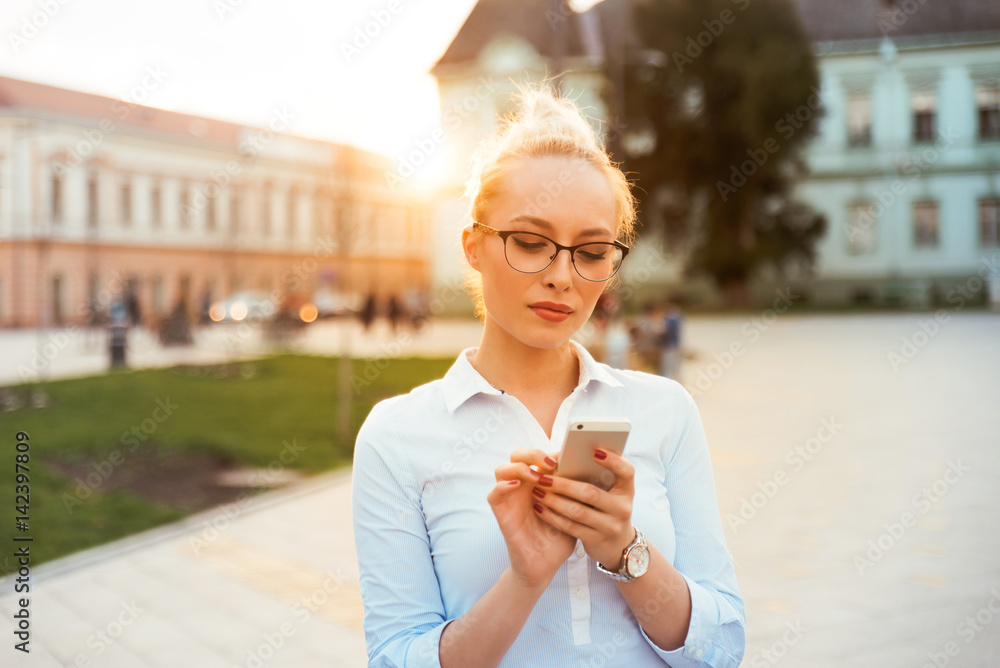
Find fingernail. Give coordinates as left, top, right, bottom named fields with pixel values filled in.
left=544, top=456, right=557, bottom=468
left=529, top=468, right=542, bottom=478
left=538, top=475, right=553, bottom=487
left=532, top=487, right=546, bottom=499
left=533, top=503, right=544, bottom=513
left=508, top=480, right=519, bottom=486
left=594, top=449, right=607, bottom=461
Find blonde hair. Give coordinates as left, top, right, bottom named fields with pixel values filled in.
left=462, top=82, right=638, bottom=321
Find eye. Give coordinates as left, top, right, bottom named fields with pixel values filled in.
left=511, top=235, right=549, bottom=252
left=577, top=249, right=608, bottom=263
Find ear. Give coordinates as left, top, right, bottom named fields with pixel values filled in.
left=462, top=226, right=481, bottom=272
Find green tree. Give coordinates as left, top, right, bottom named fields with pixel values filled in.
left=605, top=0, right=826, bottom=305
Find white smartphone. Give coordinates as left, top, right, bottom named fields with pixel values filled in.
left=554, top=418, right=631, bottom=491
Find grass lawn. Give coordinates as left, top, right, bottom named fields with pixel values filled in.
left=0, top=353, right=452, bottom=577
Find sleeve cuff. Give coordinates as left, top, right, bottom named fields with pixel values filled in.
left=404, top=618, right=455, bottom=668
left=637, top=573, right=721, bottom=667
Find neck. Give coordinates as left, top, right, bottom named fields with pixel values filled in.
left=469, top=316, right=580, bottom=398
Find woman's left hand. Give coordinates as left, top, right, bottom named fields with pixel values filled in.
left=529, top=447, right=637, bottom=570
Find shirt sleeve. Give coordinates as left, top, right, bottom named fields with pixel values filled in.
left=352, top=401, right=455, bottom=667
left=639, top=389, right=747, bottom=668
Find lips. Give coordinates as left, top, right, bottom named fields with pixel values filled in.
left=529, top=302, right=573, bottom=323
left=529, top=302, right=573, bottom=314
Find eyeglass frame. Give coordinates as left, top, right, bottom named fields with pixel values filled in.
left=472, top=221, right=631, bottom=282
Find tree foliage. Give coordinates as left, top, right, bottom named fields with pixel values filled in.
left=605, top=0, right=827, bottom=302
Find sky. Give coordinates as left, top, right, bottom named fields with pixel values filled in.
left=0, top=0, right=484, bottom=162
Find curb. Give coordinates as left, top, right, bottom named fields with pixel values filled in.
left=0, top=465, right=354, bottom=597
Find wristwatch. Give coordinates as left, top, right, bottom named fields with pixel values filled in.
left=596, top=526, right=649, bottom=583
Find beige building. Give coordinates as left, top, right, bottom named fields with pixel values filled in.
left=0, top=76, right=432, bottom=329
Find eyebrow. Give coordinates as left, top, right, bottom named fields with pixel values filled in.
left=508, top=215, right=613, bottom=239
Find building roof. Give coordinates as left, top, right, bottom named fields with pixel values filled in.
left=793, top=0, right=1000, bottom=43
left=433, top=0, right=614, bottom=71
left=433, top=0, right=1000, bottom=72
left=0, top=75, right=247, bottom=147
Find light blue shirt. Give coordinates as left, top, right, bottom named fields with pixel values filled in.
left=352, top=339, right=745, bottom=667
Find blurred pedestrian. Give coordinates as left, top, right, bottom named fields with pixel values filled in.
left=659, top=298, right=683, bottom=381
left=387, top=293, right=404, bottom=334
left=360, top=292, right=378, bottom=331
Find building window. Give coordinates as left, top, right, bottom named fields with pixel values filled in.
left=51, top=172, right=63, bottom=223
left=121, top=180, right=132, bottom=226
left=230, top=186, right=240, bottom=236
left=179, top=183, right=190, bottom=229
left=912, top=91, right=936, bottom=143
left=261, top=185, right=271, bottom=236
left=912, top=201, right=939, bottom=248
left=980, top=198, right=1000, bottom=248
left=205, top=184, right=216, bottom=232
left=846, top=202, right=877, bottom=255
left=847, top=95, right=872, bottom=147
left=87, top=174, right=99, bottom=228
left=287, top=187, right=297, bottom=241
left=151, top=182, right=161, bottom=229
left=978, top=87, right=1000, bottom=141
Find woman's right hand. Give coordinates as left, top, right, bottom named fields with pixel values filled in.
left=487, top=449, right=576, bottom=589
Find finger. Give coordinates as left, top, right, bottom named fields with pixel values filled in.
left=533, top=487, right=613, bottom=536
left=533, top=497, right=592, bottom=541
left=509, top=448, right=559, bottom=472
left=592, top=448, right=635, bottom=495
left=494, top=462, right=540, bottom=483
left=486, top=478, right=522, bottom=506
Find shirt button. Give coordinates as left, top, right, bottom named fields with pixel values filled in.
left=695, top=649, right=704, bottom=659
left=576, top=545, right=585, bottom=558
left=575, top=588, right=585, bottom=600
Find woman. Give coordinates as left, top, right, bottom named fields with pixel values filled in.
left=352, top=85, right=745, bottom=668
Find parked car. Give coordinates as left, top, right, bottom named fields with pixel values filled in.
left=310, top=287, right=362, bottom=318
left=208, top=291, right=278, bottom=323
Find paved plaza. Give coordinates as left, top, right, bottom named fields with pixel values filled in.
left=1, top=311, right=998, bottom=666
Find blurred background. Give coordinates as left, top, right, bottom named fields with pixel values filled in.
left=1, top=0, right=999, bottom=666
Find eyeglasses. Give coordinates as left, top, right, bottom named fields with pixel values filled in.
left=473, top=221, right=630, bottom=282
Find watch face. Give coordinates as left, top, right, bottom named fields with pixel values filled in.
left=627, top=545, right=650, bottom=577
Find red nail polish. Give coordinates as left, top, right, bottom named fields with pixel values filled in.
left=538, top=475, right=553, bottom=487
left=529, top=468, right=542, bottom=478
left=544, top=456, right=557, bottom=467
left=508, top=480, right=519, bottom=486
left=532, top=487, right=546, bottom=499
left=533, top=503, right=544, bottom=513
left=594, top=449, right=607, bottom=461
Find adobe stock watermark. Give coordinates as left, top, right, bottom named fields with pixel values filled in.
left=61, top=397, right=179, bottom=513
left=339, top=0, right=410, bottom=63
left=7, top=0, right=73, bottom=52
left=188, top=438, right=305, bottom=556
left=920, top=587, right=1000, bottom=668
left=878, top=0, right=929, bottom=36
left=746, top=619, right=808, bottom=667
left=385, top=75, right=498, bottom=190
left=886, top=255, right=998, bottom=371
left=688, top=288, right=798, bottom=397
left=726, top=417, right=841, bottom=533
left=853, top=459, right=970, bottom=575
left=716, top=86, right=826, bottom=202
left=845, top=126, right=959, bottom=245
left=52, top=65, right=170, bottom=177
left=239, top=568, right=347, bottom=668
left=65, top=601, right=144, bottom=668
left=671, top=0, right=752, bottom=73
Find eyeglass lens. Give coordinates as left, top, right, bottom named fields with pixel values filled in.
left=504, top=232, right=623, bottom=281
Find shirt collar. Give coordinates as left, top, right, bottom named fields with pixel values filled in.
left=442, top=339, right=624, bottom=415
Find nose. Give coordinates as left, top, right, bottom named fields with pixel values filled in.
left=541, top=247, right=574, bottom=290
